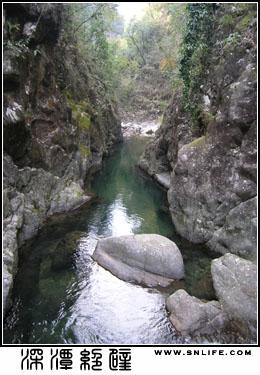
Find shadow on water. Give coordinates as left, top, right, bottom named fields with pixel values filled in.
left=4, top=137, right=236, bottom=344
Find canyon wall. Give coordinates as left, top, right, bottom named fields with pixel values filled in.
left=139, top=4, right=257, bottom=262
left=3, top=4, right=122, bottom=315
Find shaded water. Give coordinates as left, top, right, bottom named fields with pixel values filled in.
left=4, top=137, right=236, bottom=344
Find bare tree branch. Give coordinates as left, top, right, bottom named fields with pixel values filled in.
left=129, top=35, right=146, bottom=65
left=73, top=4, right=107, bottom=35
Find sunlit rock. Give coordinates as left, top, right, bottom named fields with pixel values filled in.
left=166, top=289, right=228, bottom=336
left=92, top=234, right=184, bottom=287
left=154, top=172, right=171, bottom=190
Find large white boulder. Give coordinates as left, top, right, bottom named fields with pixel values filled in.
left=92, top=234, right=184, bottom=287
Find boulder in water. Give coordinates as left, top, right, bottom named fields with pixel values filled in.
left=211, top=253, right=257, bottom=341
left=166, top=289, right=229, bottom=336
left=92, top=234, right=184, bottom=287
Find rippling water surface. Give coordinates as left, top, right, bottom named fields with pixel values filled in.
left=4, top=137, right=235, bottom=344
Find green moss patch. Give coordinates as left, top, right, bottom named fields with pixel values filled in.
left=235, top=11, right=257, bottom=34
left=79, top=144, right=90, bottom=158
left=189, top=135, right=206, bottom=148
left=78, top=112, right=91, bottom=131
left=66, top=92, right=95, bottom=132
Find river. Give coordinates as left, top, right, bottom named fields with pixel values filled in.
left=4, top=137, right=238, bottom=344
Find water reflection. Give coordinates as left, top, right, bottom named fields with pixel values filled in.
left=108, top=195, right=142, bottom=236
left=4, top=138, right=228, bottom=344
left=68, top=263, right=175, bottom=344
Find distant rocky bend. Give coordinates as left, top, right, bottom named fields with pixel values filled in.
left=139, top=4, right=257, bottom=262
left=3, top=4, right=122, bottom=315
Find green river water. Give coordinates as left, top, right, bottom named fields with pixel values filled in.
left=4, top=137, right=239, bottom=344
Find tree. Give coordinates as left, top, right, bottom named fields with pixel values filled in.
left=62, top=3, right=123, bottom=85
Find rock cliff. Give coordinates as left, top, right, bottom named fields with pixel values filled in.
left=139, top=3, right=257, bottom=342
left=3, top=4, right=122, bottom=315
left=139, top=4, right=257, bottom=262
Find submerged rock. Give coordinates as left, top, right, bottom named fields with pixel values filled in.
left=51, top=231, right=83, bottom=271
left=166, top=289, right=228, bottom=336
left=92, top=234, right=184, bottom=287
left=211, top=253, right=257, bottom=342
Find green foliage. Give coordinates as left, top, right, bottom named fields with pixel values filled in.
left=33, top=49, right=42, bottom=57
left=5, top=38, right=29, bottom=57
left=61, top=3, right=124, bottom=94
left=179, top=3, right=216, bottom=123
left=59, top=3, right=187, bottom=116
left=5, top=19, right=41, bottom=59
left=7, top=21, right=20, bottom=33
left=219, top=12, right=237, bottom=27
left=217, top=32, right=241, bottom=48
left=113, top=3, right=186, bottom=112
left=124, top=3, right=185, bottom=71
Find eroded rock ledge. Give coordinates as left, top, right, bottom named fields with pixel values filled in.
left=92, top=234, right=184, bottom=287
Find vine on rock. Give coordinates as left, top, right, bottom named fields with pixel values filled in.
left=179, top=3, right=216, bottom=125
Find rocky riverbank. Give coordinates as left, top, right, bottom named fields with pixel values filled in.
left=3, top=4, right=122, bottom=316
left=138, top=4, right=257, bottom=342
left=3, top=3, right=257, bottom=345
left=91, top=232, right=256, bottom=342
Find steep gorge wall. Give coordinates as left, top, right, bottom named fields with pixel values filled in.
left=3, top=4, right=122, bottom=315
left=139, top=4, right=257, bottom=262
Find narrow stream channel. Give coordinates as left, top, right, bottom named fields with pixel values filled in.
left=4, top=137, right=237, bottom=344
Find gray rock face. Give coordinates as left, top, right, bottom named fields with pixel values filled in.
left=166, top=289, right=228, bottom=336
left=3, top=3, right=122, bottom=316
left=211, top=254, right=257, bottom=342
left=3, top=189, right=24, bottom=315
left=207, top=197, right=257, bottom=260
left=92, top=234, right=184, bottom=287
left=138, top=5, right=257, bottom=261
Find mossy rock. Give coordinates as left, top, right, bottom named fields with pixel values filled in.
left=37, top=272, right=74, bottom=313
left=79, top=144, right=90, bottom=159
left=66, top=91, right=96, bottom=132
left=188, top=135, right=207, bottom=148
left=235, top=11, right=257, bottom=34
left=78, top=112, right=91, bottom=131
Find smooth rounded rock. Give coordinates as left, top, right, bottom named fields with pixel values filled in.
left=92, top=234, right=184, bottom=287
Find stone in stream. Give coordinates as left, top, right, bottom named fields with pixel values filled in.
left=166, top=289, right=229, bottom=336
left=92, top=234, right=184, bottom=287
